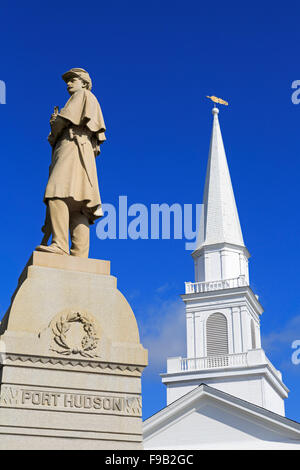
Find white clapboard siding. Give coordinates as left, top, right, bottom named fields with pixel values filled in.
left=206, top=313, right=229, bottom=356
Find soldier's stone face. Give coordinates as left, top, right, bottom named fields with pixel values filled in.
left=67, top=77, right=85, bottom=95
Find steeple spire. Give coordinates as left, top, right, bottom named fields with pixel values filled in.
left=192, top=106, right=249, bottom=284
left=195, top=107, right=245, bottom=251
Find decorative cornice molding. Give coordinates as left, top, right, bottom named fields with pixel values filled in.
left=4, top=353, right=144, bottom=373
left=192, top=242, right=250, bottom=260
left=161, top=362, right=289, bottom=396
left=181, top=285, right=263, bottom=316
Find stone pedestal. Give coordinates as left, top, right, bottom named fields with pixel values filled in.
left=0, top=252, right=148, bottom=449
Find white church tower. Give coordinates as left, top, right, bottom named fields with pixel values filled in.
left=161, top=106, right=288, bottom=416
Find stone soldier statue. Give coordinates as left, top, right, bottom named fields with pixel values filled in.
left=36, top=68, right=106, bottom=258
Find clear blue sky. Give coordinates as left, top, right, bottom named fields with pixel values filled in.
left=1, top=1, right=300, bottom=422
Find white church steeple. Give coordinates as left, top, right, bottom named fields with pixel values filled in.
left=191, top=107, right=249, bottom=286
left=196, top=107, right=244, bottom=249
left=161, top=105, right=289, bottom=417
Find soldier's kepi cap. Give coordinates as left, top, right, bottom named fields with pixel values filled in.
left=62, top=68, right=92, bottom=90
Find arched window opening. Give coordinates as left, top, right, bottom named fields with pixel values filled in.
left=206, top=313, right=229, bottom=357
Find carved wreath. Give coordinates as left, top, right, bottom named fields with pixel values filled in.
left=51, top=312, right=99, bottom=358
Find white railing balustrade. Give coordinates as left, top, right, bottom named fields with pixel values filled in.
left=180, top=352, right=248, bottom=371
left=185, top=276, right=248, bottom=294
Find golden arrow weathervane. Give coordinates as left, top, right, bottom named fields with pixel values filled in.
left=206, top=95, right=228, bottom=106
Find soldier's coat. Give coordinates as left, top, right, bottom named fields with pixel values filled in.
left=44, top=89, right=106, bottom=223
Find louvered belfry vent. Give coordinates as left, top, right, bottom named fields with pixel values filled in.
left=206, top=313, right=229, bottom=356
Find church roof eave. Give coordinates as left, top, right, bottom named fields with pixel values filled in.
left=143, top=384, right=300, bottom=439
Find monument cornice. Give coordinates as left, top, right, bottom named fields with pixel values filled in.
left=3, top=353, right=145, bottom=375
